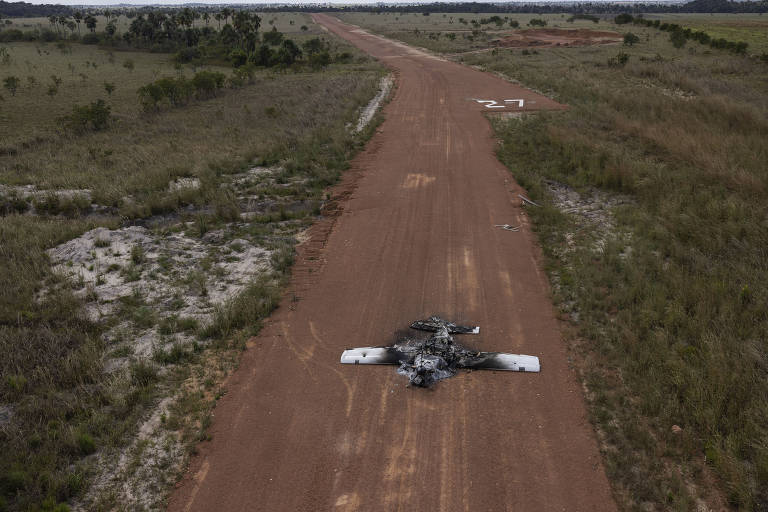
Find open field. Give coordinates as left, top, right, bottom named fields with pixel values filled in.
left=461, top=16, right=768, bottom=510
left=337, top=12, right=621, bottom=53
left=0, top=16, right=385, bottom=511
left=339, top=11, right=768, bottom=57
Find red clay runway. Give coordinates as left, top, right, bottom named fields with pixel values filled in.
left=168, top=15, right=616, bottom=512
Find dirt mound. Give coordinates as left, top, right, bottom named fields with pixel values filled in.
left=494, top=28, right=623, bottom=48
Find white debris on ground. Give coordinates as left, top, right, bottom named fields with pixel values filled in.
left=355, top=74, right=394, bottom=132
left=48, top=225, right=271, bottom=359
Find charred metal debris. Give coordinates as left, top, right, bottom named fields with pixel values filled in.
left=340, top=316, right=540, bottom=387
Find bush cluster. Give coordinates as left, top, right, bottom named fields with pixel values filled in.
left=567, top=14, right=600, bottom=23
left=58, top=99, right=111, bottom=134
left=138, top=70, right=226, bottom=111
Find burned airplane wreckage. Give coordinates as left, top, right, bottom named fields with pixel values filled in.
left=340, top=316, right=540, bottom=387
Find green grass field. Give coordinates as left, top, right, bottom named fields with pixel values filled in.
left=0, top=15, right=385, bottom=510
left=460, top=17, right=768, bottom=510
left=646, top=13, right=768, bottom=52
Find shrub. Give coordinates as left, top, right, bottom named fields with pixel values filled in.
left=130, top=360, right=158, bottom=387
left=192, top=70, right=225, bottom=98
left=229, top=49, right=247, bottom=68
left=137, top=82, right=163, bottom=111
left=670, top=30, right=687, bottom=49
left=251, top=44, right=274, bottom=67
left=608, top=51, right=630, bottom=66
left=2, top=75, right=19, bottom=96
left=228, top=65, right=255, bottom=87
left=75, top=432, right=96, bottom=455
left=614, top=13, right=634, bottom=24
left=0, top=29, right=24, bottom=42
left=175, top=46, right=201, bottom=64
left=58, top=99, right=111, bottom=134
left=302, top=37, right=328, bottom=56
left=568, top=14, right=599, bottom=23
left=529, top=18, right=547, bottom=27
left=81, top=33, right=99, bottom=45
left=276, top=39, right=301, bottom=66
left=623, top=32, right=640, bottom=46
left=155, top=77, right=192, bottom=106
left=0, top=191, right=29, bottom=215
left=263, top=27, right=283, bottom=46
left=308, top=51, right=331, bottom=70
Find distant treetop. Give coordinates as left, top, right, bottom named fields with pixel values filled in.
left=0, top=0, right=72, bottom=18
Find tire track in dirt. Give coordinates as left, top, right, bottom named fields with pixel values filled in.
left=168, top=15, right=615, bottom=512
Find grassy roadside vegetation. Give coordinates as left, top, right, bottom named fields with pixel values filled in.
left=459, top=17, right=768, bottom=511
left=0, top=12, right=385, bottom=511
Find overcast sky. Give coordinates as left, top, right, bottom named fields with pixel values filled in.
left=19, top=0, right=645, bottom=6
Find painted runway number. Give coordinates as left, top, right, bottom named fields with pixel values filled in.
left=475, top=99, right=525, bottom=109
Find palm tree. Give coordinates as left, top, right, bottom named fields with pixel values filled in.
left=48, top=15, right=59, bottom=35
left=73, top=11, right=83, bottom=34
left=85, top=15, right=97, bottom=33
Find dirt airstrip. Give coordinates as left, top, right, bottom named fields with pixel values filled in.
left=168, top=15, right=617, bottom=512
left=494, top=28, right=623, bottom=48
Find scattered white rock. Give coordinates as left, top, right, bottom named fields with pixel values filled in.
left=77, top=397, right=182, bottom=512
left=545, top=179, right=632, bottom=255
left=229, top=166, right=278, bottom=187
left=355, top=74, right=394, bottom=133
left=0, top=184, right=92, bottom=202
left=47, top=225, right=271, bottom=356
left=168, top=177, right=200, bottom=192
left=543, top=181, right=633, bottom=324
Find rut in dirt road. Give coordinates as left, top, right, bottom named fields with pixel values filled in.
left=168, top=15, right=617, bottom=512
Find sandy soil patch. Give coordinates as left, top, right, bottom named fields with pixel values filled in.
left=493, top=28, right=623, bottom=48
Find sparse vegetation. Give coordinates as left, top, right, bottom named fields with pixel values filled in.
left=0, top=11, right=385, bottom=511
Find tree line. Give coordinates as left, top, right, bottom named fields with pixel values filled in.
left=266, top=0, right=768, bottom=14
left=616, top=13, right=751, bottom=54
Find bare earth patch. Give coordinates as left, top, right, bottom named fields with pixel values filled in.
left=493, top=28, right=623, bottom=48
